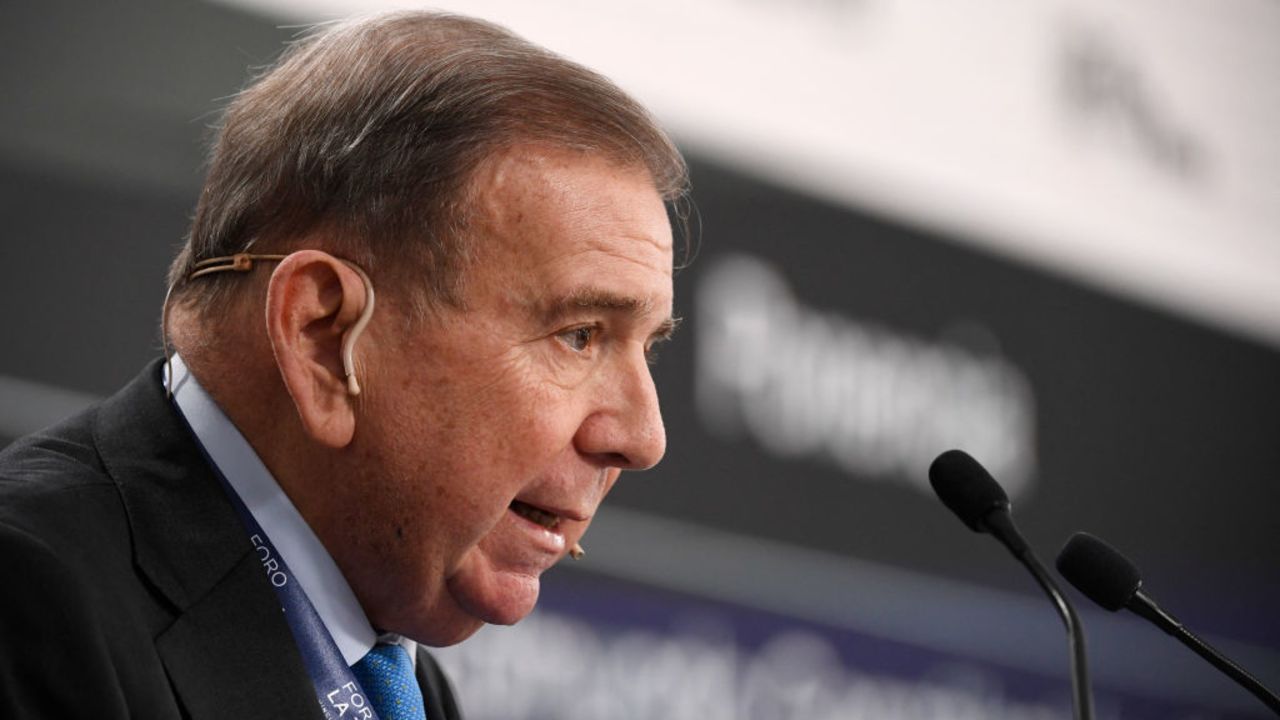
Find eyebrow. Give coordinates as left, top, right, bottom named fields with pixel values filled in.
left=538, top=287, right=680, bottom=340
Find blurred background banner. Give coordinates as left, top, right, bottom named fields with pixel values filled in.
left=2, top=1, right=1276, bottom=718
left=219, top=0, right=1280, bottom=351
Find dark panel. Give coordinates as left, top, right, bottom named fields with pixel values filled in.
left=0, top=0, right=291, bottom=398
left=618, top=158, right=1280, bottom=647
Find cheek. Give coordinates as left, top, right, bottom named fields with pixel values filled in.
left=390, top=377, right=574, bottom=493
left=359, top=347, right=589, bottom=506
left=482, top=355, right=586, bottom=448
left=488, top=389, right=582, bottom=471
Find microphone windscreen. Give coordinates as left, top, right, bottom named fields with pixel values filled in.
left=1056, top=532, right=1142, bottom=611
left=928, top=449, right=1010, bottom=532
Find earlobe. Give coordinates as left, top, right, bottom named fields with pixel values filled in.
left=264, top=251, right=373, bottom=448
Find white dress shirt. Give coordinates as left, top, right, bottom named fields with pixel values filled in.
left=167, top=354, right=415, bottom=666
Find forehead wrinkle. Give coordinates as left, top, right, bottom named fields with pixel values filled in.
left=535, top=237, right=672, bottom=277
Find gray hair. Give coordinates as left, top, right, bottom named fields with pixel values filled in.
left=168, top=11, right=688, bottom=318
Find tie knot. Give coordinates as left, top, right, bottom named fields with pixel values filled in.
left=351, top=643, right=427, bottom=720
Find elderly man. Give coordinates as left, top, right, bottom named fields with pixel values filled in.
left=0, top=11, right=687, bottom=719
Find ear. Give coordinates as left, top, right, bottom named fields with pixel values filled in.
left=264, top=250, right=370, bottom=448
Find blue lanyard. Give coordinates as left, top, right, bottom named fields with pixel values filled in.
left=201, top=450, right=383, bottom=720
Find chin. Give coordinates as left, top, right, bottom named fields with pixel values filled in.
left=408, top=611, right=487, bottom=648
left=406, top=585, right=540, bottom=648
left=478, top=600, right=536, bottom=627
left=447, top=569, right=542, bottom=630
left=461, top=588, right=541, bottom=629
left=368, top=585, right=488, bottom=648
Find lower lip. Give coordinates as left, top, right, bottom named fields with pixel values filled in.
left=501, top=507, right=567, bottom=561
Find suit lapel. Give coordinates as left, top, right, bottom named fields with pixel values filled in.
left=156, top=551, right=321, bottom=718
left=94, top=362, right=321, bottom=719
left=415, top=646, right=462, bottom=720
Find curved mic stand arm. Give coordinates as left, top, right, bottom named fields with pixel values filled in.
left=1022, top=551, right=1095, bottom=720
left=986, top=512, right=1095, bottom=720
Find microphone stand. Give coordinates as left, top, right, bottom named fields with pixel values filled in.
left=987, top=513, right=1095, bottom=720
left=929, top=451, right=1095, bottom=719
left=1130, top=590, right=1280, bottom=714
left=1057, top=531, right=1280, bottom=715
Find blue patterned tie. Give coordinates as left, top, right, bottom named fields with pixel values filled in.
left=351, top=643, right=428, bottom=720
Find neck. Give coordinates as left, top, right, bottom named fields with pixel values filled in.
left=175, top=316, right=341, bottom=549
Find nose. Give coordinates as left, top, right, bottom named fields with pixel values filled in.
left=575, top=347, right=667, bottom=470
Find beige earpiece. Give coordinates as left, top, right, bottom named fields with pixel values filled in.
left=162, top=252, right=375, bottom=397
left=338, top=261, right=374, bottom=396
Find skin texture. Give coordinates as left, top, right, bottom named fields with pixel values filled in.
left=184, top=145, right=676, bottom=647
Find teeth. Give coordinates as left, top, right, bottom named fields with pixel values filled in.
left=511, top=501, right=560, bottom=529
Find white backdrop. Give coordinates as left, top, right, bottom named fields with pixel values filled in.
left=217, top=0, right=1280, bottom=350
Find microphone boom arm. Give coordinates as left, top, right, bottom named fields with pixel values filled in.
left=986, top=512, right=1095, bottom=720
left=1130, top=590, right=1280, bottom=714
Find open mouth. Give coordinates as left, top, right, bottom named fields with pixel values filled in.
left=510, top=500, right=561, bottom=530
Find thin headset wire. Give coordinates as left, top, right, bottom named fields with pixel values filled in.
left=161, top=253, right=375, bottom=397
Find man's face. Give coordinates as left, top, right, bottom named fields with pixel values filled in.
left=338, top=146, right=674, bottom=645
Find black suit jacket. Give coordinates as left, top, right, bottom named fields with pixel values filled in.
left=0, top=362, right=463, bottom=719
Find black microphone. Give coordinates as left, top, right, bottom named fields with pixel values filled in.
left=929, top=449, right=1094, bottom=720
left=1057, top=532, right=1280, bottom=715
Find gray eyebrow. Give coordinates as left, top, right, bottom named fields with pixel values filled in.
left=651, top=315, right=682, bottom=343
left=538, top=288, right=653, bottom=325
left=537, top=287, right=678, bottom=341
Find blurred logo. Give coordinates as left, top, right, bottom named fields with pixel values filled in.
left=695, top=254, right=1037, bottom=499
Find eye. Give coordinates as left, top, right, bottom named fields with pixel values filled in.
left=644, top=317, right=680, bottom=366
left=558, top=325, right=598, bottom=353
left=644, top=343, right=663, bottom=366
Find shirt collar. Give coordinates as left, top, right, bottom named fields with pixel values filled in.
left=167, top=354, right=414, bottom=666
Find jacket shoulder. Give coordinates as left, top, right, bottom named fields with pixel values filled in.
left=0, top=517, right=137, bottom=717
left=0, top=406, right=123, bottom=541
